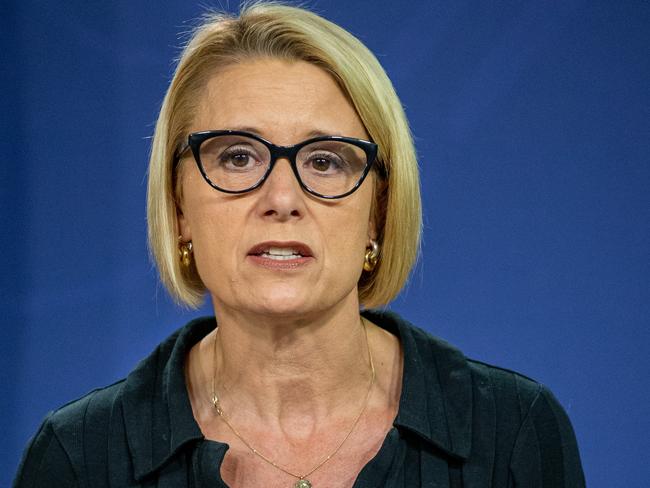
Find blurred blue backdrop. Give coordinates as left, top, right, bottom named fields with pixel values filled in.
left=2, top=1, right=648, bottom=486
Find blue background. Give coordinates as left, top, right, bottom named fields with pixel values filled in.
left=2, top=1, right=648, bottom=486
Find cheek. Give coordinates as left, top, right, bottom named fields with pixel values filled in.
left=184, top=199, right=243, bottom=283
left=325, top=200, right=373, bottom=265
left=180, top=166, right=239, bottom=242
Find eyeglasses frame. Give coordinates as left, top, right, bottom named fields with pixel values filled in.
left=175, top=130, right=379, bottom=199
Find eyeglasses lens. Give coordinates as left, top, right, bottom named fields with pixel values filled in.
left=296, top=140, right=367, bottom=196
left=199, top=135, right=269, bottom=191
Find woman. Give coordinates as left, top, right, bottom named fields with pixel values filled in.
left=14, top=3, right=584, bottom=487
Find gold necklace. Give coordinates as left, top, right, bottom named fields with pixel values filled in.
left=210, top=318, right=376, bottom=488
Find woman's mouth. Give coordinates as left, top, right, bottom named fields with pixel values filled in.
left=247, top=241, right=314, bottom=268
left=259, top=246, right=305, bottom=260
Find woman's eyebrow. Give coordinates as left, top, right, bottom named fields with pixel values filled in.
left=227, top=125, right=263, bottom=135
left=304, top=129, right=344, bottom=138
left=226, top=126, right=344, bottom=139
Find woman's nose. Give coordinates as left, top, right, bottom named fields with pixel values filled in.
left=255, top=158, right=306, bottom=220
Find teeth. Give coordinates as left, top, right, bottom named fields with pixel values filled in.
left=265, top=246, right=302, bottom=257
left=261, top=253, right=301, bottom=260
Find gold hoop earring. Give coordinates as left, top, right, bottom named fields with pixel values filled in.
left=363, top=240, right=379, bottom=272
left=179, top=237, right=193, bottom=268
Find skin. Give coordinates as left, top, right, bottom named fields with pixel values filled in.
left=179, top=58, right=403, bottom=488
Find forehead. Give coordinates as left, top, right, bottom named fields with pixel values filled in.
left=192, top=58, right=368, bottom=143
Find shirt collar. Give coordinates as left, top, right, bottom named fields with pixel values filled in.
left=122, top=311, right=472, bottom=480
left=121, top=317, right=216, bottom=481
left=362, top=310, right=473, bottom=460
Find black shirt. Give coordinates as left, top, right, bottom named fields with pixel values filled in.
left=14, top=310, right=585, bottom=487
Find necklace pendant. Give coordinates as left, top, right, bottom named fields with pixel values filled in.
left=294, top=479, right=312, bottom=488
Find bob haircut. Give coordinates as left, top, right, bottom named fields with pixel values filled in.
left=147, top=1, right=421, bottom=309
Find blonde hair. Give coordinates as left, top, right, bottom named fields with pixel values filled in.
left=147, top=1, right=421, bottom=308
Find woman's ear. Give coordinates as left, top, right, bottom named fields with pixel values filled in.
left=175, top=166, right=192, bottom=241
left=176, top=179, right=191, bottom=242
left=368, top=172, right=385, bottom=244
left=178, top=208, right=192, bottom=242
left=367, top=215, right=378, bottom=243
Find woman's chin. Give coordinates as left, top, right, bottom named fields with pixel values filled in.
left=250, top=293, right=321, bottom=318
left=231, top=290, right=334, bottom=320
left=210, top=281, right=357, bottom=320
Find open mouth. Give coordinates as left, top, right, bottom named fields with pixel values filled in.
left=259, top=246, right=305, bottom=260
left=248, top=241, right=313, bottom=263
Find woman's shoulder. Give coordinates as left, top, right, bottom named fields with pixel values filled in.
left=466, top=356, right=551, bottom=415
left=37, top=320, right=189, bottom=436
left=364, top=309, right=585, bottom=486
left=14, top=318, right=214, bottom=487
left=54, top=380, right=132, bottom=448
left=13, top=379, right=127, bottom=487
left=366, top=308, right=555, bottom=403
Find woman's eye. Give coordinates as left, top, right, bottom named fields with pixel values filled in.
left=311, top=157, right=335, bottom=172
left=226, top=153, right=252, bottom=167
left=219, top=147, right=260, bottom=170
left=306, top=153, right=346, bottom=174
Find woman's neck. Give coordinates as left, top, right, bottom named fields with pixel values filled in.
left=185, top=295, right=375, bottom=435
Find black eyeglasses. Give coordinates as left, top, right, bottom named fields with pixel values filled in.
left=175, top=130, right=379, bottom=199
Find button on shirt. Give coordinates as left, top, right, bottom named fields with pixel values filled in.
left=14, top=310, right=585, bottom=487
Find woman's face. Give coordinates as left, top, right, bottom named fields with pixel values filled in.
left=177, top=58, right=376, bottom=318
